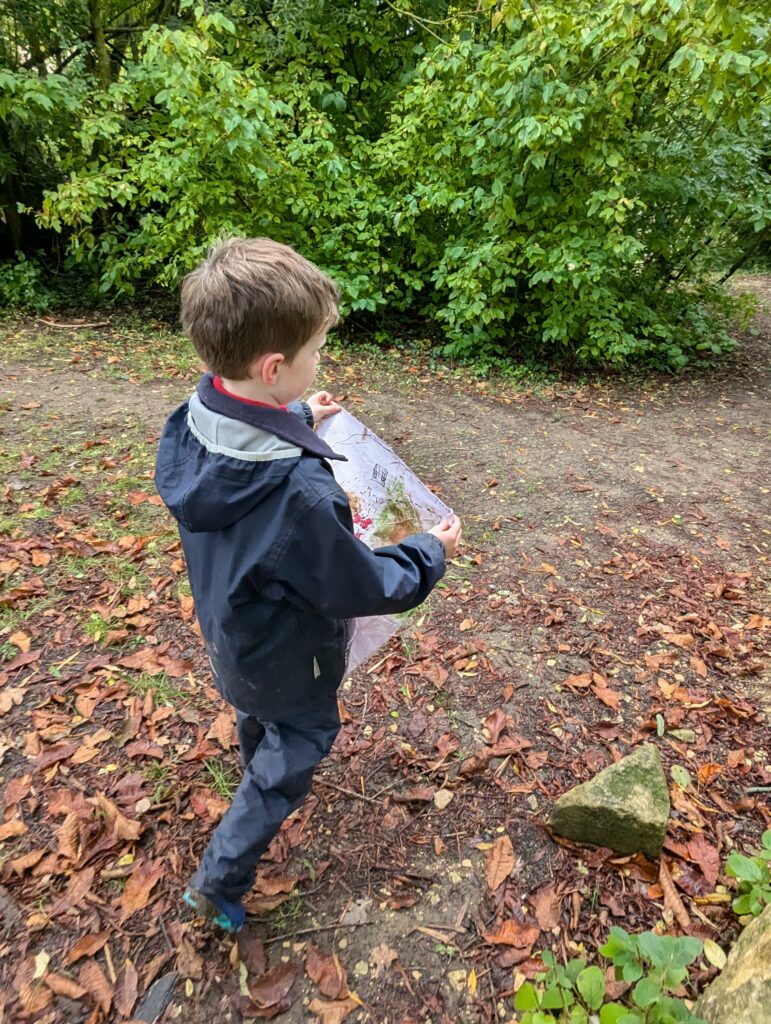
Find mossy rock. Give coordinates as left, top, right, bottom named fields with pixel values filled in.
left=547, top=744, right=670, bottom=859
left=696, top=904, right=771, bottom=1024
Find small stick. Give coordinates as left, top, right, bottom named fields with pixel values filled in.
left=262, top=920, right=372, bottom=945
left=314, top=778, right=381, bottom=805
left=38, top=318, right=110, bottom=329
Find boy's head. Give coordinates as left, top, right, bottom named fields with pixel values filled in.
left=181, top=238, right=340, bottom=382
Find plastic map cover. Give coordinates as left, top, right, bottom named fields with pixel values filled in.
left=316, top=408, right=452, bottom=672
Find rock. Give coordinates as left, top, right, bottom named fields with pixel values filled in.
left=433, top=788, right=454, bottom=810
left=696, top=904, right=771, bottom=1024
left=548, top=744, right=669, bottom=858
left=134, top=972, right=178, bottom=1023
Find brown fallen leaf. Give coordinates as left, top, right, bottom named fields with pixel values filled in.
left=16, top=956, right=53, bottom=1016
left=531, top=883, right=562, bottom=931
left=0, top=818, right=26, bottom=841
left=176, top=937, right=204, bottom=980
left=592, top=682, right=621, bottom=711
left=249, top=962, right=297, bottom=1009
left=306, top=943, right=348, bottom=999
left=237, top=931, right=266, bottom=976
left=113, top=959, right=139, bottom=1018
left=370, top=942, right=398, bottom=979
left=687, top=833, right=719, bottom=889
left=664, top=632, right=696, bottom=650
left=308, top=996, right=359, bottom=1024
left=482, top=919, right=540, bottom=949
left=45, top=972, right=87, bottom=999
left=8, top=631, right=31, bottom=653
left=79, top=959, right=113, bottom=1015
left=485, top=835, right=515, bottom=892
left=119, top=859, right=164, bottom=920
left=9, top=849, right=46, bottom=875
left=67, top=932, right=110, bottom=964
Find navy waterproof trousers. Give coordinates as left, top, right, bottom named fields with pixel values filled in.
left=190, top=699, right=341, bottom=905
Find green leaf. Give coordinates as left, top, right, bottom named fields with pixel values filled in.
left=576, top=965, right=605, bottom=1010
left=600, top=1005, right=636, bottom=1024
left=514, top=983, right=539, bottom=1011
left=632, top=976, right=661, bottom=1009
left=671, top=765, right=691, bottom=789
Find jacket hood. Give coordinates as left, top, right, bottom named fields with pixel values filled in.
left=155, top=374, right=344, bottom=533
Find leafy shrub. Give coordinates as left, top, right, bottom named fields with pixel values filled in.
left=726, top=829, right=771, bottom=918
left=4, top=1, right=770, bottom=366
left=514, top=929, right=704, bottom=1023
left=0, top=254, right=50, bottom=311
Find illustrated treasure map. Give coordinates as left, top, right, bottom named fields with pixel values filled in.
left=317, top=408, right=452, bottom=672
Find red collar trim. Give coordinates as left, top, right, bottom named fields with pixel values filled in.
left=212, top=375, right=288, bottom=412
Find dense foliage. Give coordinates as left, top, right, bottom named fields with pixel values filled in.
left=1, top=0, right=769, bottom=365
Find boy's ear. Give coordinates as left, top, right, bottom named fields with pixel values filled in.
left=254, top=352, right=284, bottom=386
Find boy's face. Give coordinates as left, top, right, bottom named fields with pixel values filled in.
left=276, top=329, right=326, bottom=404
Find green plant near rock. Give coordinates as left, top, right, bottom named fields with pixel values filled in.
left=514, top=930, right=704, bottom=1024
left=726, top=829, right=771, bottom=918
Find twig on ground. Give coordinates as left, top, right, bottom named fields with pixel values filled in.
left=314, top=778, right=381, bottom=805
left=38, top=318, right=110, bottom=329
left=262, top=920, right=372, bottom=945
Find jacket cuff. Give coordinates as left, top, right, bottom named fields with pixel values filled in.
left=288, top=400, right=315, bottom=428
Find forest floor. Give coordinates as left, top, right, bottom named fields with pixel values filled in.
left=1, top=279, right=769, bottom=1024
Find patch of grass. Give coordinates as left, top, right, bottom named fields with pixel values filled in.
left=274, top=892, right=303, bottom=925
left=203, top=757, right=237, bottom=800
left=83, top=612, right=113, bottom=642
left=143, top=757, right=178, bottom=804
left=126, top=671, right=187, bottom=705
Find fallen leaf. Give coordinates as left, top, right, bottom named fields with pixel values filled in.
left=459, top=618, right=475, bottom=632
left=8, top=630, right=31, bottom=653
left=306, top=943, right=348, bottom=999
left=370, top=943, right=398, bottom=979
left=532, top=883, right=562, bottom=931
left=482, top=919, right=540, bottom=949
left=592, top=682, right=621, bottom=711
left=237, top=932, right=266, bottom=976
left=208, top=710, right=236, bottom=749
left=176, top=937, right=203, bottom=980
left=67, top=932, right=110, bottom=964
left=664, top=632, right=696, bottom=650
left=308, top=997, right=358, bottom=1024
left=119, top=859, right=164, bottom=920
left=45, top=972, right=88, bottom=999
left=485, top=835, right=515, bottom=891
left=702, top=938, right=727, bottom=969
left=79, top=959, right=113, bottom=1014
left=113, top=959, right=139, bottom=1018
left=0, top=818, right=27, bottom=841
left=687, top=833, right=719, bottom=889
left=249, top=962, right=297, bottom=1009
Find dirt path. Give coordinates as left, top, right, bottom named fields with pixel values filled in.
left=1, top=283, right=769, bottom=1023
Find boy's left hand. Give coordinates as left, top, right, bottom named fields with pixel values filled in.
left=307, top=391, right=342, bottom=423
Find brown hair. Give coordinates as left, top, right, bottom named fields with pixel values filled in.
left=180, top=237, right=340, bottom=378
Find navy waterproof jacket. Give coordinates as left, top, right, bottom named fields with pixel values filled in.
left=155, top=374, right=447, bottom=720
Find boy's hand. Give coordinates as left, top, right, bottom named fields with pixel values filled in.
left=428, top=515, right=462, bottom=558
left=307, top=391, right=341, bottom=423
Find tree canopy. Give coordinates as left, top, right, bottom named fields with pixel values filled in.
left=1, top=0, right=769, bottom=366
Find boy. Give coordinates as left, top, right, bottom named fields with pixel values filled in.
left=155, top=238, right=462, bottom=932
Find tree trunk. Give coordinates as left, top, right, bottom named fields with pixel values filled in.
left=88, top=0, right=112, bottom=90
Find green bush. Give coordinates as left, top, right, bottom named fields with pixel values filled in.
left=514, top=929, right=704, bottom=1024
left=4, top=1, right=770, bottom=366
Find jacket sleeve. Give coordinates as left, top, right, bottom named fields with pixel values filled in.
left=287, top=400, right=315, bottom=428
left=275, top=489, right=446, bottom=619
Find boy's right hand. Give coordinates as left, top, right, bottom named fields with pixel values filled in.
left=428, top=515, right=462, bottom=558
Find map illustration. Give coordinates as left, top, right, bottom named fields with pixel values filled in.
left=317, top=408, right=452, bottom=671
